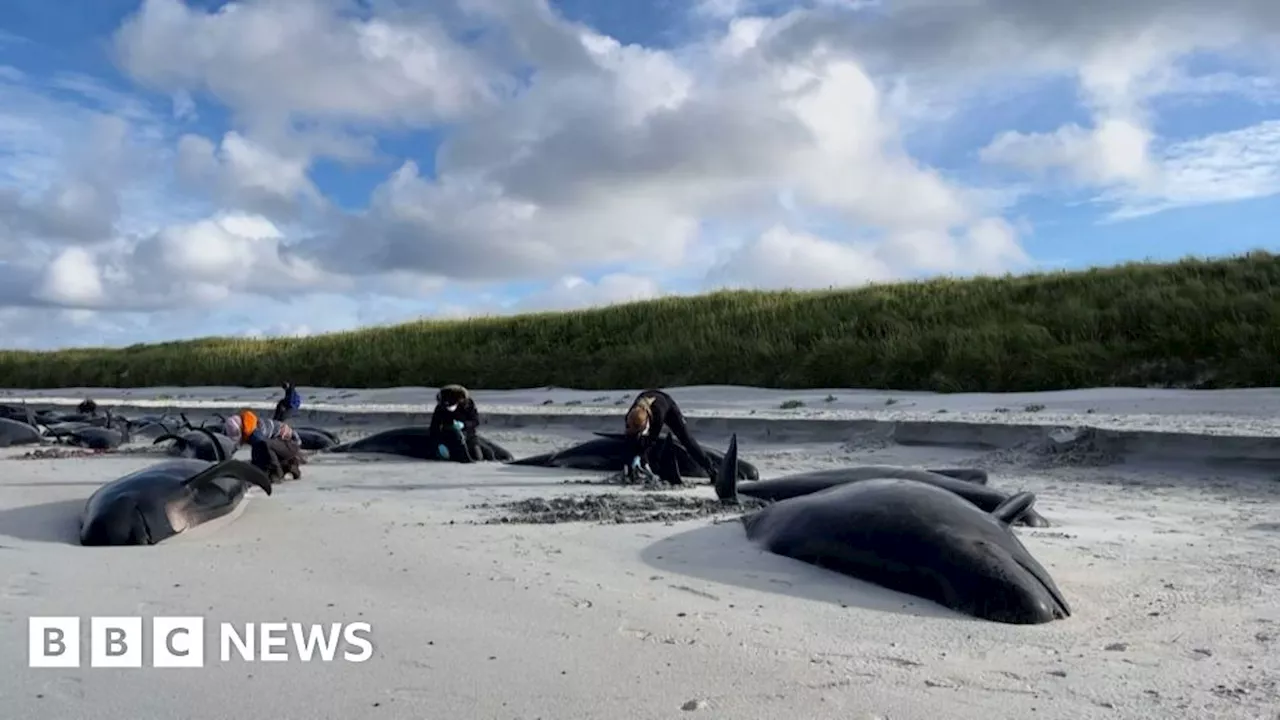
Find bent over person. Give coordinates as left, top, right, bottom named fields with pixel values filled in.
left=225, top=409, right=303, bottom=481
left=623, top=389, right=717, bottom=481
left=428, top=384, right=481, bottom=463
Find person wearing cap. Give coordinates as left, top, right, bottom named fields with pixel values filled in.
left=428, top=384, right=482, bottom=462
left=623, top=388, right=717, bottom=482
left=225, top=409, right=302, bottom=481
left=272, top=381, right=303, bottom=422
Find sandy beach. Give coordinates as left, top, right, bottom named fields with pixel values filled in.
left=1, top=386, right=1278, bottom=719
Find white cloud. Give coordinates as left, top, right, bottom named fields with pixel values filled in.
left=176, top=131, right=323, bottom=213
left=0, top=0, right=1276, bottom=347
left=981, top=119, right=1157, bottom=188
left=293, top=5, right=1017, bottom=288
left=1102, top=120, right=1280, bottom=219
left=35, top=247, right=105, bottom=306
left=521, top=273, right=665, bottom=311
left=113, top=0, right=501, bottom=146
left=938, top=0, right=1280, bottom=217
left=710, top=225, right=895, bottom=290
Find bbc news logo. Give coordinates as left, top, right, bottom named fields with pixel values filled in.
left=29, top=616, right=373, bottom=668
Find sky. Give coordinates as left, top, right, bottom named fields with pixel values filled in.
left=2, top=0, right=1280, bottom=350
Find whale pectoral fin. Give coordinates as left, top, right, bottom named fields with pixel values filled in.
left=715, top=433, right=740, bottom=503
left=183, top=460, right=274, bottom=496
left=991, top=491, right=1037, bottom=525
left=153, top=433, right=185, bottom=448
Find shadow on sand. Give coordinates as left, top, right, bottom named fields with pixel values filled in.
left=639, top=520, right=973, bottom=623
left=0, top=498, right=83, bottom=545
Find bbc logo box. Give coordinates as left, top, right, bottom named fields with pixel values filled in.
left=30, top=616, right=205, bottom=668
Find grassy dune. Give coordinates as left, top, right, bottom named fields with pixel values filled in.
left=1, top=251, right=1278, bottom=392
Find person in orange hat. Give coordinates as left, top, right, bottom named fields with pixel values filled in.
left=225, top=409, right=302, bottom=481
left=622, top=388, right=716, bottom=483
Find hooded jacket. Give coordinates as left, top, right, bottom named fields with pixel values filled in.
left=430, top=384, right=480, bottom=439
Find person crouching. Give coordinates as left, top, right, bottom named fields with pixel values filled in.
left=429, top=384, right=481, bottom=462
left=226, top=409, right=303, bottom=482
left=623, top=389, right=718, bottom=483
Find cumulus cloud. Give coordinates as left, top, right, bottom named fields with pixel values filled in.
left=298, top=4, right=1019, bottom=288
left=0, top=71, right=169, bottom=247
left=0, top=0, right=1276, bottom=348
left=113, top=0, right=502, bottom=151
left=175, top=131, right=324, bottom=214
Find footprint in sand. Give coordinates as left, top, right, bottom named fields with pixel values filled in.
left=619, top=625, right=688, bottom=645
left=40, top=675, right=85, bottom=701
left=2, top=570, right=47, bottom=600
left=554, top=591, right=593, bottom=609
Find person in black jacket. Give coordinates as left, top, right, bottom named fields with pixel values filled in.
left=272, top=381, right=302, bottom=422
left=429, top=384, right=481, bottom=462
left=623, top=388, right=717, bottom=481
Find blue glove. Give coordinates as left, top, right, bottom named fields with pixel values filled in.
left=631, top=456, right=642, bottom=469
left=451, top=420, right=464, bottom=432
left=437, top=444, right=450, bottom=459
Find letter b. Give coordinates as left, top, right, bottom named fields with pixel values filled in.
left=28, top=617, right=80, bottom=668
left=90, top=617, right=142, bottom=668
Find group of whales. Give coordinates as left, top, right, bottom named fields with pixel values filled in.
left=2, top=402, right=1071, bottom=626
left=0, top=403, right=340, bottom=457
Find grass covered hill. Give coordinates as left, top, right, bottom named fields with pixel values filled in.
left=1, top=251, right=1278, bottom=392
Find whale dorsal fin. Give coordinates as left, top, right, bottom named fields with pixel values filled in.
left=191, top=427, right=227, bottom=462
left=715, top=433, right=740, bottom=503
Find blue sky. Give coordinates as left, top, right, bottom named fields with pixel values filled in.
left=2, top=0, right=1280, bottom=349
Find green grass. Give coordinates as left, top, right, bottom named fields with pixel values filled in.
left=2, top=251, right=1279, bottom=392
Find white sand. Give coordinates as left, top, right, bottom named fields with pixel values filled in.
left=1, top=387, right=1279, bottom=719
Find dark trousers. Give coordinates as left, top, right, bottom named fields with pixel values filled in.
left=272, top=401, right=293, bottom=422
left=250, top=437, right=302, bottom=479
left=434, top=430, right=481, bottom=463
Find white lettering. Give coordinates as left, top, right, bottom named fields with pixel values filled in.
left=259, top=622, right=289, bottom=661
left=342, top=622, right=373, bottom=662
left=292, top=623, right=342, bottom=662
left=220, top=623, right=255, bottom=662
